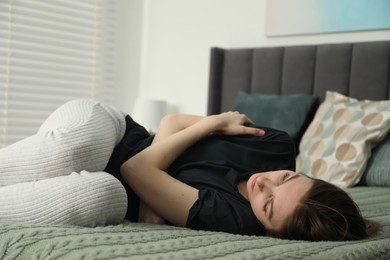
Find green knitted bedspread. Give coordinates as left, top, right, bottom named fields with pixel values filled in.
left=1, top=187, right=389, bottom=260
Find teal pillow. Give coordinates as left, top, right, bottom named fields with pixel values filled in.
left=360, top=133, right=390, bottom=187
left=232, top=92, right=318, bottom=146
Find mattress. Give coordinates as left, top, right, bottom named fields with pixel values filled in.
left=1, top=186, right=389, bottom=259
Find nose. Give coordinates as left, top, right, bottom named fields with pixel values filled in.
left=256, top=176, right=274, bottom=193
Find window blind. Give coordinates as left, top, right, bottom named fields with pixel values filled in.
left=0, top=0, right=117, bottom=148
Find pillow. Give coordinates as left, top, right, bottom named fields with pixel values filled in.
left=232, top=91, right=318, bottom=146
left=296, top=91, right=390, bottom=188
left=360, top=133, right=390, bottom=186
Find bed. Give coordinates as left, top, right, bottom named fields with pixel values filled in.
left=1, top=41, right=390, bottom=259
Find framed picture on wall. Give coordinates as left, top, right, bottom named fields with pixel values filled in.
left=266, top=0, right=390, bottom=36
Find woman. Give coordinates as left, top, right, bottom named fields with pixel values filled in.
left=119, top=112, right=380, bottom=241
left=0, top=100, right=379, bottom=241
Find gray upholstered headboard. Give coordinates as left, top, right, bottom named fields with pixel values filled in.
left=208, top=41, right=390, bottom=115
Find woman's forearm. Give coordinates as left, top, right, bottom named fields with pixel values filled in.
left=137, top=114, right=205, bottom=224
left=132, top=116, right=218, bottom=170
left=153, top=114, right=204, bottom=144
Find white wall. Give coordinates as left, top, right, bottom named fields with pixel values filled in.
left=114, top=0, right=144, bottom=114
left=116, top=0, right=390, bottom=115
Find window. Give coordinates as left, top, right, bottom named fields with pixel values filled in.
left=0, top=0, right=117, bottom=147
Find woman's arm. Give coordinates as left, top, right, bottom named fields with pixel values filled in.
left=153, top=114, right=204, bottom=143
left=121, top=112, right=264, bottom=227
left=138, top=114, right=204, bottom=224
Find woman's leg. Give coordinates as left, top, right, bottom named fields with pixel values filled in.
left=0, top=99, right=128, bottom=225
left=0, top=171, right=127, bottom=226
left=0, top=99, right=126, bottom=186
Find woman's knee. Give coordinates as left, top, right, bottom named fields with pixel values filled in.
left=38, top=99, right=126, bottom=141
left=68, top=171, right=128, bottom=226
left=38, top=99, right=99, bottom=133
left=35, top=100, right=127, bottom=172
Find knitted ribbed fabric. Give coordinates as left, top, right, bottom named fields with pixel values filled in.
left=0, top=99, right=128, bottom=226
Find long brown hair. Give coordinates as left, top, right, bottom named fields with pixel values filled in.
left=272, top=179, right=381, bottom=241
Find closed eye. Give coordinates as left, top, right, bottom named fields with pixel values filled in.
left=282, top=172, right=297, bottom=183
left=263, top=196, right=272, bottom=214
left=281, top=172, right=290, bottom=184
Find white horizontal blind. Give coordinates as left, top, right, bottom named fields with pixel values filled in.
left=0, top=0, right=117, bottom=148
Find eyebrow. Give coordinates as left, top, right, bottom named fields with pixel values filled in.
left=268, top=174, right=300, bottom=221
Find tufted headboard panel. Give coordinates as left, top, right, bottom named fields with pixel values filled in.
left=208, top=41, right=390, bottom=115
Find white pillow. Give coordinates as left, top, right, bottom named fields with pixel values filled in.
left=296, top=91, right=390, bottom=187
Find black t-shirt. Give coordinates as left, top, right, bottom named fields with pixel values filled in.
left=105, top=117, right=296, bottom=236
left=167, top=127, right=296, bottom=236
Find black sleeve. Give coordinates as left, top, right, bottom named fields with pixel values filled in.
left=104, top=115, right=154, bottom=221
left=186, top=189, right=265, bottom=236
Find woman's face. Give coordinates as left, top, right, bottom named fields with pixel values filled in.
left=245, top=170, right=313, bottom=233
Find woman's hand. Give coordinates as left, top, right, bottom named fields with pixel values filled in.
left=207, top=111, right=265, bottom=137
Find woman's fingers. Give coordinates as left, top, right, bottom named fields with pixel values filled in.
left=242, top=125, right=265, bottom=136
left=231, top=124, right=265, bottom=136
left=215, top=112, right=265, bottom=136
left=224, top=111, right=253, bottom=125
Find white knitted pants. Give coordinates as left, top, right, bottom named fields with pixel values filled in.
left=0, top=100, right=128, bottom=226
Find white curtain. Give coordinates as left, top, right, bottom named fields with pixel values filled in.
left=0, top=0, right=117, bottom=148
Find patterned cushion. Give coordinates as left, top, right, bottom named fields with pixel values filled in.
left=296, top=91, right=390, bottom=187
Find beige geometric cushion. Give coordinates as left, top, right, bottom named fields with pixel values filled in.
left=296, top=91, right=390, bottom=187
